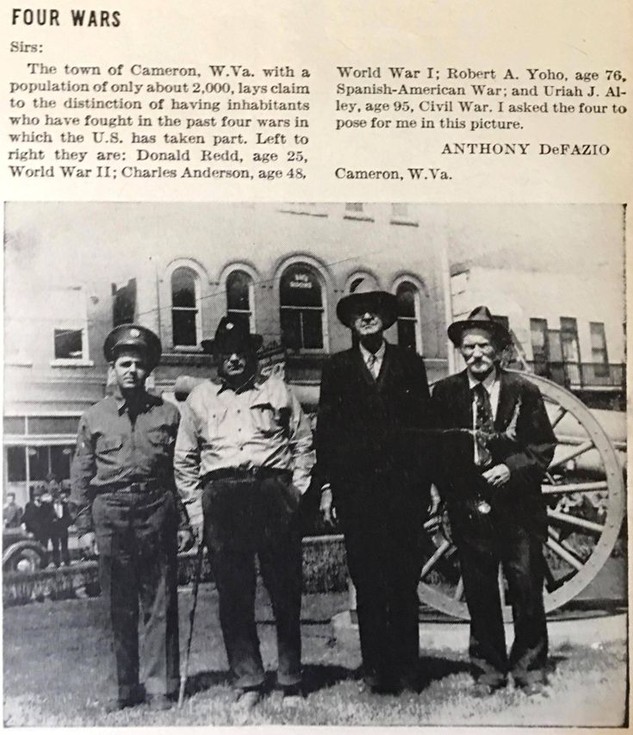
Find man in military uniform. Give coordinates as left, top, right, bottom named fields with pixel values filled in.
left=71, top=324, right=194, bottom=712
left=174, top=317, right=314, bottom=711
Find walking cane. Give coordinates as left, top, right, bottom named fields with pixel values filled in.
left=178, top=538, right=206, bottom=708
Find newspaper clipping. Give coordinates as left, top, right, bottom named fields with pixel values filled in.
left=1, top=0, right=630, bottom=729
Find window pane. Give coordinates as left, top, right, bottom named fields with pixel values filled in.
left=172, top=268, right=196, bottom=308
left=560, top=317, right=580, bottom=363
left=280, top=309, right=302, bottom=350
left=302, top=310, right=324, bottom=349
left=4, top=417, right=26, bottom=435
left=350, top=277, right=364, bottom=293
left=396, top=282, right=416, bottom=317
left=227, top=271, right=251, bottom=311
left=54, top=329, right=83, bottom=359
left=590, top=322, right=607, bottom=352
left=397, top=319, right=417, bottom=351
left=29, top=417, right=80, bottom=435
left=7, top=447, right=26, bottom=482
left=530, top=318, right=548, bottom=360
left=172, top=310, right=197, bottom=346
left=112, top=278, right=137, bottom=327
left=50, top=446, right=74, bottom=482
left=280, top=265, right=323, bottom=307
left=28, top=446, right=49, bottom=482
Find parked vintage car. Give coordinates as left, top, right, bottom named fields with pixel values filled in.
left=2, top=528, right=48, bottom=573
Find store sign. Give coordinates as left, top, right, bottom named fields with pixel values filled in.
left=288, top=271, right=314, bottom=290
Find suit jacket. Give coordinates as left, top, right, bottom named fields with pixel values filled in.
left=316, top=342, right=434, bottom=490
left=431, top=368, right=556, bottom=537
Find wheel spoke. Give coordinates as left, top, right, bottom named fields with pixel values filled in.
left=542, top=557, right=559, bottom=593
left=541, top=481, right=608, bottom=495
left=549, top=440, right=595, bottom=469
left=549, top=405, right=567, bottom=429
left=547, top=508, right=605, bottom=535
left=545, top=535, right=585, bottom=572
left=420, top=539, right=451, bottom=579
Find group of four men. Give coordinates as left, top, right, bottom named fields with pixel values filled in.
left=70, top=283, right=556, bottom=713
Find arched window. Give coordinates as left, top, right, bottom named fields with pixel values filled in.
left=171, top=267, right=199, bottom=347
left=226, top=270, right=254, bottom=332
left=279, top=263, right=324, bottom=350
left=347, top=272, right=379, bottom=293
left=396, top=280, right=422, bottom=353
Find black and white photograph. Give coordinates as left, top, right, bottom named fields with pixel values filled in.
left=2, top=201, right=627, bottom=727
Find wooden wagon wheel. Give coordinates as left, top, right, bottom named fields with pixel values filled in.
left=418, top=371, right=626, bottom=621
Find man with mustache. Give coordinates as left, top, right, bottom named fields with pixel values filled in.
left=174, top=317, right=314, bottom=711
left=431, top=306, right=557, bottom=696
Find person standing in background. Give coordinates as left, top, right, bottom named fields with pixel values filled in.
left=4, top=492, right=23, bottom=529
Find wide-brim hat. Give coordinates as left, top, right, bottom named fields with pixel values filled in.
left=336, top=283, right=398, bottom=329
left=103, top=324, right=162, bottom=370
left=201, top=316, right=263, bottom=355
left=447, top=305, right=511, bottom=348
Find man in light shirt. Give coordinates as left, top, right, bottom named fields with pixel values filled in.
left=431, top=306, right=556, bottom=697
left=316, top=281, right=434, bottom=694
left=174, top=316, right=314, bottom=711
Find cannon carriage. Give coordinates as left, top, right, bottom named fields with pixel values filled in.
left=418, top=371, right=626, bottom=620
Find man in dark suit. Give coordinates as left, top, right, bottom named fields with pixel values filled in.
left=50, top=484, right=73, bottom=567
left=316, top=282, right=434, bottom=694
left=431, top=306, right=556, bottom=696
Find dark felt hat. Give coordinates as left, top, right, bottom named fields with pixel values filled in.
left=103, top=324, right=162, bottom=370
left=447, top=305, right=511, bottom=348
left=201, top=316, right=263, bottom=355
left=336, top=281, right=398, bottom=329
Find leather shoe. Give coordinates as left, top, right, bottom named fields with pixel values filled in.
left=234, top=688, right=262, bottom=711
left=472, top=681, right=505, bottom=698
left=145, top=694, right=173, bottom=711
left=282, top=685, right=305, bottom=706
left=104, top=693, right=144, bottom=713
left=517, top=680, right=549, bottom=697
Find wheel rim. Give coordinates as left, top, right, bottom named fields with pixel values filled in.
left=418, top=371, right=625, bottom=620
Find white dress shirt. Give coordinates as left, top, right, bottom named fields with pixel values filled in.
left=467, top=368, right=501, bottom=419
left=359, top=341, right=386, bottom=380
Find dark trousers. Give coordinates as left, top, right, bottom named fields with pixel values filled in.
left=453, top=515, right=548, bottom=687
left=34, top=532, right=51, bottom=566
left=92, top=490, right=180, bottom=702
left=50, top=530, right=70, bottom=566
left=202, top=471, right=303, bottom=690
left=337, top=474, right=425, bottom=687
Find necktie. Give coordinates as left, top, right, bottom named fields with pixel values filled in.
left=472, top=382, right=494, bottom=467
left=367, top=353, right=378, bottom=379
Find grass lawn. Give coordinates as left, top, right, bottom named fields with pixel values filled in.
left=3, top=583, right=627, bottom=727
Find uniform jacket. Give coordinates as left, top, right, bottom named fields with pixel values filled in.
left=431, top=368, right=557, bottom=537
left=315, top=342, right=434, bottom=487
left=70, top=388, right=183, bottom=535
